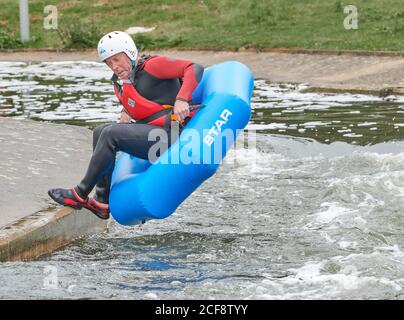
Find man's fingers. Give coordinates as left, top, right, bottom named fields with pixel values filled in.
left=173, top=102, right=190, bottom=122
left=178, top=113, right=185, bottom=121
left=181, top=109, right=189, bottom=119
left=175, top=108, right=189, bottom=121
left=174, top=113, right=182, bottom=122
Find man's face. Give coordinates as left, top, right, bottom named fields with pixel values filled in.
left=105, top=52, right=132, bottom=79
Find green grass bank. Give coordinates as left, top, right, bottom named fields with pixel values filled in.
left=0, top=0, right=403, bottom=51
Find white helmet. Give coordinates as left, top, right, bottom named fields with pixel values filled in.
left=97, top=31, right=138, bottom=62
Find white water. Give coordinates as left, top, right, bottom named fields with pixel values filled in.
left=0, top=61, right=403, bottom=299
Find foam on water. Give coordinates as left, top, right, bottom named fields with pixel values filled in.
left=0, top=61, right=119, bottom=125
left=251, top=80, right=404, bottom=145
left=0, top=139, right=403, bottom=299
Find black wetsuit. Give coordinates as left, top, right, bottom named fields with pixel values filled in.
left=75, top=56, right=204, bottom=203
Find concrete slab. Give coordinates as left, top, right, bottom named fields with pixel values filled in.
left=0, top=117, right=108, bottom=260
left=155, top=50, right=404, bottom=95
left=0, top=207, right=108, bottom=262
left=0, top=117, right=95, bottom=228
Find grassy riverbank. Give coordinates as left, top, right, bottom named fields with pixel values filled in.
left=0, top=0, right=403, bottom=51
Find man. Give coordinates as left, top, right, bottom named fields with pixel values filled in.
left=48, top=31, right=204, bottom=220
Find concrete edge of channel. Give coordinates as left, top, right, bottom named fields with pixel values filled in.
left=0, top=207, right=109, bottom=262
left=301, top=85, right=404, bottom=97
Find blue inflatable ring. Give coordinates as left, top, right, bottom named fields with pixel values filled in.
left=109, top=61, right=254, bottom=225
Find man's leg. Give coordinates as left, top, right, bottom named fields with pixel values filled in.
left=91, top=123, right=114, bottom=204
left=49, top=123, right=172, bottom=219
left=76, top=123, right=170, bottom=197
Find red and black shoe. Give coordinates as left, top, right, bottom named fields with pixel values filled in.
left=83, top=198, right=110, bottom=220
left=48, top=188, right=110, bottom=220
left=48, top=187, right=88, bottom=209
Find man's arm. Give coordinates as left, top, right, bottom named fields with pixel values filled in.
left=144, top=56, right=204, bottom=121
left=119, top=108, right=132, bottom=123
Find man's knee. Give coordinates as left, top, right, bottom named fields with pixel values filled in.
left=98, top=124, right=125, bottom=147
left=93, top=123, right=111, bottom=143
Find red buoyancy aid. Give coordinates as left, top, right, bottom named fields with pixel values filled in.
left=112, top=72, right=197, bottom=127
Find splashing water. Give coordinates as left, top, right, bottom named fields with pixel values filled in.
left=0, top=61, right=403, bottom=299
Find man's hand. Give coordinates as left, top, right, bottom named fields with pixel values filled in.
left=173, top=99, right=190, bottom=122
left=120, top=109, right=132, bottom=123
